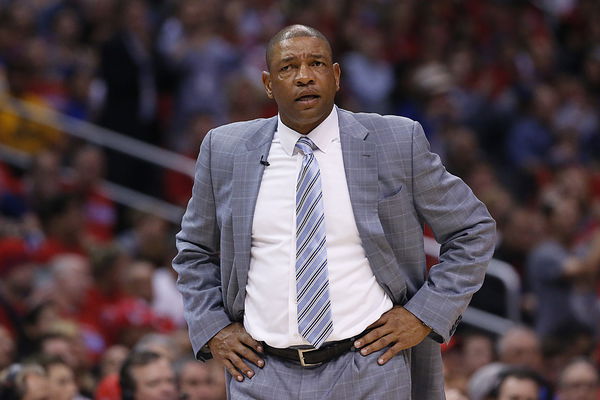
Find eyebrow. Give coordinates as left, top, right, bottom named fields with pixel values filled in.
left=280, top=54, right=327, bottom=63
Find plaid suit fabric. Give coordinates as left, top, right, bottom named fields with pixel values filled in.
left=228, top=347, right=412, bottom=400
left=173, top=109, right=496, bottom=399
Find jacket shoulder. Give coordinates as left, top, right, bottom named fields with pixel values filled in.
left=341, top=109, right=416, bottom=131
left=207, top=117, right=276, bottom=150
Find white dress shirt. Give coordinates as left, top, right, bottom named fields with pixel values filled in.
left=244, top=106, right=393, bottom=348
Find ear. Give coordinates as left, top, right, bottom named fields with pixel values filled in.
left=262, top=71, right=273, bottom=99
left=333, top=63, right=341, bottom=92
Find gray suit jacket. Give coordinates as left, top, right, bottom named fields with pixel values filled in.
left=173, top=108, right=496, bottom=398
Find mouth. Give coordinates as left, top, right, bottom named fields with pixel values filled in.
left=295, top=94, right=320, bottom=102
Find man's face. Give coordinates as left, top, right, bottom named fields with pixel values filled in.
left=262, top=36, right=341, bottom=134
left=179, top=361, right=214, bottom=400
left=47, top=364, right=77, bottom=400
left=131, top=358, right=178, bottom=400
left=22, top=373, right=49, bottom=400
left=557, top=361, right=599, bottom=400
left=497, top=376, right=539, bottom=400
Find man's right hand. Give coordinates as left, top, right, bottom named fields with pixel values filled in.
left=207, top=322, right=264, bottom=382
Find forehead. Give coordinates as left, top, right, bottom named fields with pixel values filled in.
left=272, top=36, right=332, bottom=62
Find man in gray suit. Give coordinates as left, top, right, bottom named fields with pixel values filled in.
left=173, top=24, right=495, bottom=399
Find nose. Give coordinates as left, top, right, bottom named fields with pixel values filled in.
left=295, top=63, right=314, bottom=86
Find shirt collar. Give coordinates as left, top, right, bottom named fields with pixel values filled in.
left=277, top=105, right=339, bottom=156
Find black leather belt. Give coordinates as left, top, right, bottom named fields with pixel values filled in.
left=262, top=330, right=369, bottom=367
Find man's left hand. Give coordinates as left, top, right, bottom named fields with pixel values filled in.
left=353, top=306, right=432, bottom=365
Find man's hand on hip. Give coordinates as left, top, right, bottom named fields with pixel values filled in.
left=208, top=322, right=264, bottom=382
left=353, top=306, right=432, bottom=365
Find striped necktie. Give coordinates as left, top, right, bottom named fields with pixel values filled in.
left=295, top=136, right=333, bottom=348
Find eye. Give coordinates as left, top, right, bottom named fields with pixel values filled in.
left=312, top=61, right=325, bottom=66
left=280, top=65, right=291, bottom=72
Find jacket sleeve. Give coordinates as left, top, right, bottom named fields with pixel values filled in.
left=403, top=121, right=496, bottom=343
left=172, top=130, right=232, bottom=359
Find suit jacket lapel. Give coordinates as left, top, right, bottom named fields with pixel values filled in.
left=338, top=110, right=403, bottom=302
left=231, top=117, right=276, bottom=309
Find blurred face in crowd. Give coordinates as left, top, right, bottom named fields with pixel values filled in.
left=122, top=261, right=154, bottom=303
left=462, top=334, right=494, bottom=377
left=497, top=376, right=539, bottom=400
left=262, top=34, right=340, bottom=134
left=52, top=255, right=92, bottom=307
left=179, top=361, right=214, bottom=400
left=498, top=328, right=542, bottom=373
left=549, top=197, right=580, bottom=241
left=22, top=371, right=49, bottom=400
left=73, top=147, right=105, bottom=188
left=47, top=363, right=77, bottom=400
left=131, top=357, right=178, bottom=400
left=41, top=336, right=78, bottom=369
left=100, top=345, right=129, bottom=377
left=557, top=360, right=599, bottom=400
left=3, top=260, right=35, bottom=299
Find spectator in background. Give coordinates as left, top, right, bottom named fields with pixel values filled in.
left=493, top=207, right=544, bottom=277
left=38, top=355, right=81, bottom=400
left=97, top=0, right=159, bottom=195
left=0, top=363, right=48, bottom=400
left=489, top=367, right=545, bottom=400
left=163, top=111, right=215, bottom=207
left=33, top=194, right=88, bottom=263
left=94, top=346, right=129, bottom=400
left=67, top=146, right=115, bottom=243
left=505, top=84, right=559, bottom=200
left=0, top=55, right=65, bottom=155
left=120, top=260, right=154, bottom=305
left=21, top=302, right=61, bottom=359
left=47, top=255, right=92, bottom=322
left=341, top=29, right=395, bottom=114
left=37, top=327, right=96, bottom=397
left=0, top=238, right=35, bottom=347
left=458, top=331, right=495, bottom=379
left=82, top=245, right=128, bottom=340
left=98, top=346, right=129, bottom=380
left=174, top=356, right=226, bottom=400
left=496, top=326, right=543, bottom=375
left=157, top=0, right=239, bottom=151
left=555, top=358, right=599, bottom=400
left=117, top=212, right=170, bottom=266
left=527, top=194, right=600, bottom=337
left=97, top=0, right=157, bottom=144
left=119, top=350, right=178, bottom=400
left=23, top=150, right=63, bottom=211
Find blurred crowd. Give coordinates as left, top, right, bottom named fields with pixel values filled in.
left=0, top=0, right=600, bottom=399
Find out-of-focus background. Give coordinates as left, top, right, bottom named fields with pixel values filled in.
left=0, top=0, right=599, bottom=399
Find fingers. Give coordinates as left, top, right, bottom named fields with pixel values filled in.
left=353, top=326, right=388, bottom=349
left=377, top=343, right=404, bottom=365
left=209, top=323, right=265, bottom=381
left=356, top=333, right=393, bottom=356
left=239, top=331, right=265, bottom=356
left=236, top=342, right=265, bottom=369
left=222, top=356, right=250, bottom=382
left=237, top=331, right=265, bottom=368
left=228, top=351, right=258, bottom=380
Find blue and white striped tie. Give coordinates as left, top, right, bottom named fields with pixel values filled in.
left=295, top=136, right=333, bottom=348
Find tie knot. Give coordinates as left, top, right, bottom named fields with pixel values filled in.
left=296, top=137, right=317, bottom=155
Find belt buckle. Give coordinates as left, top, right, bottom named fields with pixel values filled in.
left=297, top=348, right=321, bottom=367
